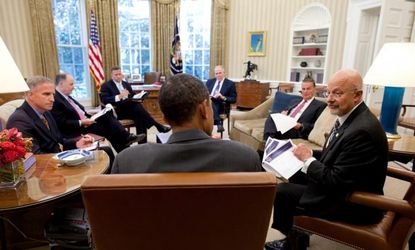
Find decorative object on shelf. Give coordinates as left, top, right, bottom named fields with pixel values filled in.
left=304, top=71, right=313, bottom=81
left=0, top=128, right=32, bottom=186
left=243, top=61, right=258, bottom=79
left=247, top=31, right=266, bottom=56
left=293, top=36, right=305, bottom=44
left=307, top=32, right=319, bottom=43
left=300, top=61, right=308, bottom=67
left=313, top=60, right=322, bottom=67
left=364, top=43, right=415, bottom=139
left=317, top=34, right=328, bottom=43
left=298, top=48, right=322, bottom=56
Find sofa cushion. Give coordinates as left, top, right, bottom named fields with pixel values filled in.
left=0, top=99, right=24, bottom=128
left=251, top=127, right=265, bottom=141
left=307, top=107, right=336, bottom=147
left=234, top=118, right=267, bottom=135
left=271, top=92, right=302, bottom=113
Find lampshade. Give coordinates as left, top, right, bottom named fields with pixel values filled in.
left=0, top=36, right=29, bottom=93
left=363, top=42, right=415, bottom=138
left=364, top=42, right=415, bottom=87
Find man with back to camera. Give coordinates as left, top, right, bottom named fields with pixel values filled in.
left=264, top=69, right=388, bottom=250
left=111, top=73, right=261, bottom=174
left=205, top=65, right=237, bottom=133
left=100, top=66, right=171, bottom=141
left=263, top=77, right=326, bottom=141
left=51, top=73, right=145, bottom=153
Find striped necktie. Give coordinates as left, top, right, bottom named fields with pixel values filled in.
left=212, top=81, right=222, bottom=95
left=67, top=97, right=86, bottom=120
left=326, top=119, right=340, bottom=146
left=41, top=116, right=50, bottom=130
left=289, top=100, right=306, bottom=118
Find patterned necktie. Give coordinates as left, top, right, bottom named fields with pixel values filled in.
left=327, top=119, right=340, bottom=146
left=212, top=81, right=222, bottom=95
left=41, top=116, right=50, bottom=130
left=289, top=100, right=307, bottom=118
left=67, top=97, right=86, bottom=120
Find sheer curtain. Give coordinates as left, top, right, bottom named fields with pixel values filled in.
left=28, top=0, right=59, bottom=79
left=151, top=0, right=179, bottom=76
left=209, top=0, right=228, bottom=78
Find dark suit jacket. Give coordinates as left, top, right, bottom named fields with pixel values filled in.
left=100, top=79, right=134, bottom=106
left=6, top=101, right=76, bottom=154
left=264, top=98, right=326, bottom=140
left=300, top=102, right=388, bottom=215
left=205, top=78, right=237, bottom=104
left=51, top=91, right=91, bottom=136
left=112, top=129, right=262, bottom=174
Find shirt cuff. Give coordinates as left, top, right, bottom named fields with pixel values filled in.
left=78, top=120, right=82, bottom=127
left=115, top=95, right=121, bottom=102
left=301, top=157, right=316, bottom=174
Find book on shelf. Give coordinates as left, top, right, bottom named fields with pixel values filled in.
left=262, top=138, right=304, bottom=181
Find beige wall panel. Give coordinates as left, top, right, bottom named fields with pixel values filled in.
left=0, top=0, right=36, bottom=77
left=227, top=0, right=348, bottom=83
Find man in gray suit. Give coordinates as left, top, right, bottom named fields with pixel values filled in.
left=111, top=74, right=261, bottom=173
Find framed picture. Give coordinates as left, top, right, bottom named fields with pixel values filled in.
left=248, top=31, right=266, bottom=56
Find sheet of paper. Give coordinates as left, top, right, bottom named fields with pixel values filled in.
left=270, top=113, right=297, bottom=134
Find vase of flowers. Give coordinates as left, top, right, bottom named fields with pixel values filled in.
left=0, top=128, right=32, bottom=186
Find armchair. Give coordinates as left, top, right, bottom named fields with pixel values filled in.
left=81, top=172, right=276, bottom=250
left=143, top=71, right=161, bottom=84
left=293, top=166, right=415, bottom=250
left=399, top=104, right=415, bottom=135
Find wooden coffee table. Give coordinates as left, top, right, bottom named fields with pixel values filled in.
left=388, top=134, right=415, bottom=171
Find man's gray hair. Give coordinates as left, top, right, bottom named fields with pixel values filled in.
left=26, top=76, right=53, bottom=90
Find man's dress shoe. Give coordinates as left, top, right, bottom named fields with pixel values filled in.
left=264, top=238, right=290, bottom=250
left=126, top=133, right=146, bottom=146
left=157, top=125, right=171, bottom=133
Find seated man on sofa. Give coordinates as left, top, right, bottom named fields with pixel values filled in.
left=263, top=77, right=326, bottom=141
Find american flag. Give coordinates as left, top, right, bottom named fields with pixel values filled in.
left=88, top=10, right=105, bottom=91
left=170, top=17, right=183, bottom=75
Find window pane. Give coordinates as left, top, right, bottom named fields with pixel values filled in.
left=52, top=0, right=90, bottom=100
left=118, top=0, right=151, bottom=77
left=180, top=0, right=211, bottom=81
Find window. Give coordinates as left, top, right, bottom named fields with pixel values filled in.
left=52, top=0, right=90, bottom=99
left=180, top=0, right=211, bottom=81
left=118, top=0, right=151, bottom=79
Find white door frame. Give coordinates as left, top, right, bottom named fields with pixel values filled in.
left=342, top=0, right=382, bottom=68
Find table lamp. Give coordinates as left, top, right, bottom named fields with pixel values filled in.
left=363, top=42, right=415, bottom=139
left=0, top=36, right=29, bottom=130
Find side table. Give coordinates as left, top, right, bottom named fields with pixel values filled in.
left=388, top=134, right=415, bottom=171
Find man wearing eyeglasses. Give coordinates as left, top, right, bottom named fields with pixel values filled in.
left=265, top=69, right=388, bottom=250
left=263, top=77, right=326, bottom=141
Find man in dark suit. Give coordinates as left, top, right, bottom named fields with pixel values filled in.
left=205, top=65, right=237, bottom=132
left=6, top=76, right=108, bottom=156
left=100, top=66, right=170, bottom=139
left=263, top=78, right=326, bottom=141
left=112, top=74, right=261, bottom=174
left=51, top=73, right=145, bottom=153
left=265, top=69, right=388, bottom=250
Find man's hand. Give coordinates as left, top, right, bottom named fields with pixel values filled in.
left=281, top=110, right=288, bottom=116
left=294, top=123, right=302, bottom=130
left=214, top=92, right=225, bottom=100
left=292, top=143, right=312, bottom=162
left=76, top=134, right=95, bottom=148
left=80, top=119, right=96, bottom=127
left=119, top=89, right=129, bottom=100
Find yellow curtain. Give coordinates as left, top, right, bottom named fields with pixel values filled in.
left=28, top=0, right=59, bottom=79
left=151, top=0, right=179, bottom=76
left=209, top=0, right=228, bottom=78
left=87, top=0, right=120, bottom=106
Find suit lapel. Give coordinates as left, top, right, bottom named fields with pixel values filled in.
left=22, top=102, right=59, bottom=143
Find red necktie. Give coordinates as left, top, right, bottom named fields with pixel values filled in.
left=289, top=100, right=306, bottom=118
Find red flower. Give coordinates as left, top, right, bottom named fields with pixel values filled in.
left=15, top=146, right=27, bottom=158
left=0, top=141, right=16, bottom=151
left=3, top=150, right=20, bottom=163
left=6, top=128, right=19, bottom=140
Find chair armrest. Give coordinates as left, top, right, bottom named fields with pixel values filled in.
left=401, top=104, right=415, bottom=116
left=229, top=97, right=274, bottom=131
left=348, top=192, right=415, bottom=219
left=347, top=166, right=415, bottom=219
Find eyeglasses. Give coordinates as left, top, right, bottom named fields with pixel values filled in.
left=323, top=89, right=360, bottom=98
